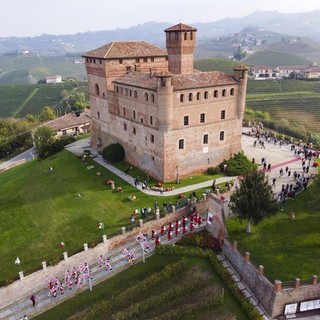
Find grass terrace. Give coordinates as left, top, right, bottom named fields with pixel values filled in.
left=0, top=150, right=214, bottom=285
left=227, top=173, right=320, bottom=282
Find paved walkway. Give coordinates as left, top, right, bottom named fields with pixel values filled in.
left=65, top=130, right=311, bottom=198
left=1, top=224, right=206, bottom=320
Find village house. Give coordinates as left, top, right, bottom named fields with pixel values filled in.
left=44, top=110, right=91, bottom=137
left=274, top=65, right=308, bottom=78
left=83, top=23, right=248, bottom=182
left=251, top=65, right=277, bottom=80
left=45, top=75, right=62, bottom=84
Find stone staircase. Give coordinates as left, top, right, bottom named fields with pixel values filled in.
left=1, top=226, right=204, bottom=320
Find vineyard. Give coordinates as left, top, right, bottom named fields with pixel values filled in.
left=246, top=79, right=320, bottom=133
left=0, top=82, right=88, bottom=118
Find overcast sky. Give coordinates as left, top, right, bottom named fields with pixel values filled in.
left=1, top=0, right=319, bottom=37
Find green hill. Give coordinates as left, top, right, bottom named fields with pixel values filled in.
left=0, top=82, right=88, bottom=118
left=0, top=55, right=86, bottom=84
left=194, top=58, right=243, bottom=75
left=243, top=51, right=312, bottom=67
left=246, top=79, right=320, bottom=133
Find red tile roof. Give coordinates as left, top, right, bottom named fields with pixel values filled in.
left=172, top=72, right=238, bottom=90
left=113, top=71, right=237, bottom=91
left=164, top=23, right=197, bottom=32
left=45, top=110, right=92, bottom=131
left=83, top=41, right=167, bottom=59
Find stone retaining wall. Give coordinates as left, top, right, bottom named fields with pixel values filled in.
left=222, top=239, right=320, bottom=318
left=0, top=200, right=208, bottom=310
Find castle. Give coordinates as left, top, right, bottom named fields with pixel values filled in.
left=83, top=23, right=248, bottom=182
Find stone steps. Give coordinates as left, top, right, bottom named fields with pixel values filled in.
left=2, top=227, right=204, bottom=320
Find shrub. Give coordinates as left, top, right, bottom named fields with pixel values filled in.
left=102, top=143, right=125, bottom=163
left=207, top=166, right=221, bottom=175
left=219, top=152, right=256, bottom=176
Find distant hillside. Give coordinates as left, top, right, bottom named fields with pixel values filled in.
left=2, top=11, right=320, bottom=56
left=243, top=51, right=312, bottom=67
left=0, top=55, right=86, bottom=84
left=0, top=82, right=88, bottom=118
left=194, top=58, right=243, bottom=74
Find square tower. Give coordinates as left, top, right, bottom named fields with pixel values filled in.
left=165, top=23, right=197, bottom=75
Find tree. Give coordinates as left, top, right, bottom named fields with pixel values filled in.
left=71, top=92, right=88, bottom=111
left=228, top=170, right=278, bottom=233
left=33, top=125, right=55, bottom=159
left=39, top=106, right=56, bottom=122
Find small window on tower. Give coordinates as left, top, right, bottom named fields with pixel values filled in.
left=184, top=116, right=189, bottom=126
left=184, top=32, right=187, bottom=40
left=179, top=139, right=184, bottom=150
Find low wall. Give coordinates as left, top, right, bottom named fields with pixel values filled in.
left=0, top=201, right=208, bottom=310
left=222, top=239, right=320, bottom=318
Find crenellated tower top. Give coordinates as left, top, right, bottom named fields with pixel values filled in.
left=165, top=23, right=197, bottom=75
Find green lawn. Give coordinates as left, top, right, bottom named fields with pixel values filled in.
left=113, top=161, right=222, bottom=188
left=227, top=178, right=320, bottom=282
left=0, top=151, right=186, bottom=285
left=34, top=254, right=248, bottom=320
left=0, top=150, right=219, bottom=285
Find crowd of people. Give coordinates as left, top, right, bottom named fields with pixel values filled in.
left=45, top=262, right=94, bottom=298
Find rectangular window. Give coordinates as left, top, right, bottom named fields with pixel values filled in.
left=123, top=108, right=126, bottom=116
left=179, top=139, right=184, bottom=150
left=220, top=131, right=225, bottom=141
left=124, top=123, right=127, bottom=131
left=143, top=58, right=148, bottom=62
left=140, top=118, right=144, bottom=124
left=133, top=128, right=136, bottom=135
left=135, top=58, right=140, bottom=63
left=221, top=110, right=226, bottom=119
left=203, top=134, right=208, bottom=144
left=133, top=110, right=136, bottom=119
left=200, top=113, right=205, bottom=123
left=151, top=134, right=154, bottom=143
left=150, top=116, right=153, bottom=125
left=184, top=116, right=189, bottom=126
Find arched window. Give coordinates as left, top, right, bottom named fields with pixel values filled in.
left=204, top=91, right=208, bottom=99
left=134, top=91, right=138, bottom=98
left=214, top=90, right=218, bottom=98
left=120, top=87, right=123, bottom=95
left=197, top=92, right=201, bottom=100
left=95, top=84, right=100, bottom=96
left=97, top=111, right=100, bottom=119
left=230, top=88, right=235, bottom=96
left=222, top=89, right=226, bottom=97
left=145, top=93, right=149, bottom=101
left=189, top=93, right=193, bottom=101
left=151, top=94, right=155, bottom=103
left=180, top=94, right=184, bottom=103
